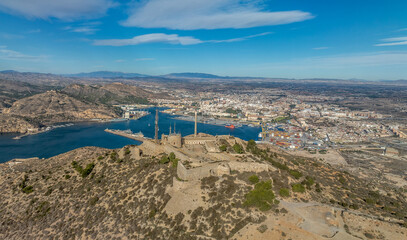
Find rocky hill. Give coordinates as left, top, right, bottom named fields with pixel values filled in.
left=0, top=138, right=405, bottom=239
left=0, top=79, right=55, bottom=109
left=61, top=82, right=166, bottom=105
left=3, top=91, right=119, bottom=125
left=0, top=115, right=42, bottom=134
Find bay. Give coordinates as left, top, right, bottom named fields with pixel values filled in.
left=0, top=108, right=261, bottom=162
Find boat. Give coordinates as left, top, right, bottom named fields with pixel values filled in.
left=225, top=124, right=235, bottom=129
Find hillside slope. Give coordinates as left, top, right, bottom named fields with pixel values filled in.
left=0, top=138, right=405, bottom=239
left=3, top=91, right=119, bottom=124
left=62, top=83, right=168, bottom=105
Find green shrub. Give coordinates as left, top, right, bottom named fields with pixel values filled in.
left=19, top=175, right=32, bottom=193
left=219, top=145, right=227, bottom=152
left=110, top=152, right=118, bottom=159
left=302, top=176, right=315, bottom=187
left=160, top=154, right=170, bottom=164
left=36, top=201, right=50, bottom=217
left=233, top=143, right=244, bottom=154
left=64, top=174, right=71, bottom=179
left=72, top=161, right=95, bottom=178
left=257, top=224, right=268, bottom=233
left=22, top=185, right=34, bottom=194
left=279, top=188, right=290, bottom=198
left=169, top=152, right=176, bottom=161
left=266, top=158, right=289, bottom=171
left=81, top=163, right=95, bottom=178
left=289, top=170, right=303, bottom=179
left=244, top=181, right=275, bottom=211
left=97, top=156, right=103, bottom=160
left=72, top=161, right=82, bottom=172
left=292, top=183, right=305, bottom=193
left=315, top=183, right=322, bottom=192
left=248, top=175, right=260, bottom=184
left=338, top=176, right=347, bottom=185
left=149, top=209, right=156, bottom=218
left=89, top=196, right=99, bottom=206
left=124, top=148, right=131, bottom=155
left=172, top=158, right=179, bottom=168
left=365, top=198, right=375, bottom=205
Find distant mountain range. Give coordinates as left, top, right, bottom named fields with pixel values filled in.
left=1, top=70, right=406, bottom=85
left=162, top=72, right=227, bottom=79
left=64, top=71, right=148, bottom=78
left=64, top=71, right=230, bottom=79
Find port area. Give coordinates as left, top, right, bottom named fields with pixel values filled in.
left=170, top=114, right=244, bottom=128
left=104, top=129, right=150, bottom=142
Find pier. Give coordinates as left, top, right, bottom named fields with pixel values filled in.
left=104, top=129, right=150, bottom=142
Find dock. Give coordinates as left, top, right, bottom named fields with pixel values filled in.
left=104, top=129, right=150, bottom=142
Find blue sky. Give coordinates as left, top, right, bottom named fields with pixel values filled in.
left=0, top=0, right=407, bottom=80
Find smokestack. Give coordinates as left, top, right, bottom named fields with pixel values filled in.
left=155, top=109, right=159, bottom=143
left=194, top=111, right=197, bottom=137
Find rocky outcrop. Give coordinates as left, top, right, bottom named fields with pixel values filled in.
left=0, top=115, right=40, bottom=133
left=1, top=90, right=119, bottom=128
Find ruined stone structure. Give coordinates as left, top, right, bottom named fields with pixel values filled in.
left=176, top=160, right=271, bottom=181
left=161, top=133, right=182, bottom=148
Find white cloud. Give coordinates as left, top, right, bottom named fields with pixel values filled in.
left=64, top=22, right=102, bottom=34
left=71, top=26, right=99, bottom=34
left=122, top=0, right=313, bottom=30
left=375, top=36, right=407, bottom=46
left=0, top=47, right=46, bottom=61
left=313, top=47, right=329, bottom=50
left=93, top=32, right=270, bottom=46
left=115, top=59, right=125, bottom=62
left=0, top=0, right=116, bottom=20
left=94, top=33, right=203, bottom=46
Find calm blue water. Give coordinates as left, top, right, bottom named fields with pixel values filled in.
left=0, top=108, right=260, bottom=162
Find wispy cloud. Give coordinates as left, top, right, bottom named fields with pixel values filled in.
left=0, top=46, right=46, bottom=61
left=313, top=47, right=329, bottom=50
left=258, top=51, right=407, bottom=70
left=0, top=0, right=116, bottom=20
left=135, top=58, right=155, bottom=61
left=94, top=33, right=202, bottom=46
left=122, top=0, right=313, bottom=30
left=70, top=26, right=99, bottom=34
left=115, top=59, right=125, bottom=63
left=27, top=29, right=41, bottom=34
left=375, top=36, right=407, bottom=46
left=208, top=32, right=272, bottom=43
left=0, top=32, right=24, bottom=39
left=64, top=22, right=102, bottom=34
left=94, top=32, right=270, bottom=46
